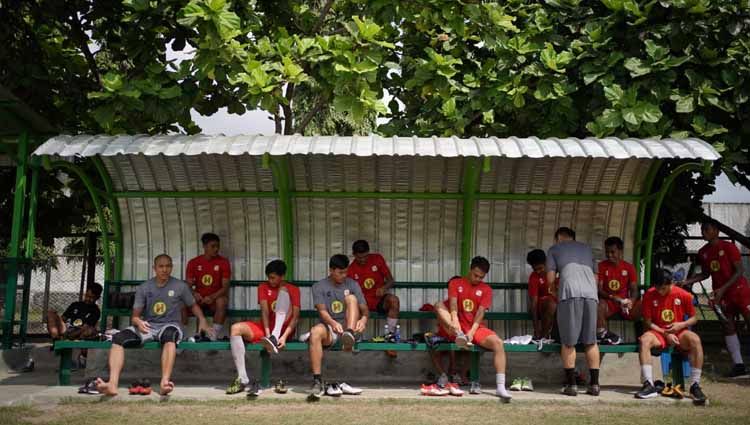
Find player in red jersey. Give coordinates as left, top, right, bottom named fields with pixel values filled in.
left=347, top=240, right=400, bottom=356
left=527, top=249, right=557, bottom=341
left=226, top=260, right=300, bottom=396
left=635, top=269, right=706, bottom=405
left=596, top=237, right=641, bottom=345
left=184, top=233, right=231, bottom=340
left=433, top=256, right=511, bottom=401
left=682, top=220, right=750, bottom=378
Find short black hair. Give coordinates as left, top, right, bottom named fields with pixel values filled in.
left=700, top=219, right=720, bottom=230
left=201, top=232, right=220, bottom=245
left=555, top=227, right=576, bottom=240
left=352, top=240, right=370, bottom=254
left=329, top=254, right=350, bottom=270
left=604, top=236, right=624, bottom=250
left=87, top=282, right=103, bottom=298
left=265, top=259, right=287, bottom=277
left=526, top=249, right=546, bottom=267
left=470, top=256, right=490, bottom=274
left=653, top=268, right=672, bottom=287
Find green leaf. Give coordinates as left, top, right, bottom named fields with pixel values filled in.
left=674, top=96, right=694, bottom=113
left=158, top=85, right=182, bottom=100
left=177, top=1, right=206, bottom=26
left=540, top=43, right=558, bottom=71
left=441, top=97, right=456, bottom=116
left=101, top=72, right=124, bottom=92
left=208, top=0, right=226, bottom=12
left=352, top=16, right=382, bottom=40
left=644, top=40, right=668, bottom=60
left=598, top=108, right=623, bottom=128
left=482, top=110, right=494, bottom=124
left=637, top=102, right=662, bottom=123
left=621, top=107, right=639, bottom=125
left=624, top=57, right=651, bottom=77
left=214, top=10, right=241, bottom=40
left=603, top=84, right=624, bottom=105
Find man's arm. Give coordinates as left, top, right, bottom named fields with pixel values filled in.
left=130, top=307, right=148, bottom=333
left=546, top=270, right=557, bottom=288
left=279, top=306, right=300, bottom=343
left=190, top=302, right=212, bottom=335
left=449, top=296, right=460, bottom=330
left=712, top=260, right=745, bottom=301
left=530, top=296, right=540, bottom=337
left=260, top=300, right=272, bottom=336
left=465, top=306, right=486, bottom=341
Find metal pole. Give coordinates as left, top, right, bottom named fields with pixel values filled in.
left=633, top=160, right=661, bottom=282
left=24, top=156, right=40, bottom=259
left=460, top=158, right=481, bottom=275
left=93, top=157, right=124, bottom=280
left=3, top=132, right=29, bottom=348
left=269, top=156, right=295, bottom=280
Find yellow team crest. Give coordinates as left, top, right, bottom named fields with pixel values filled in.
left=73, top=319, right=83, bottom=327
left=363, top=278, right=376, bottom=290
left=660, top=309, right=675, bottom=323
left=463, top=299, right=475, bottom=312
left=608, top=279, right=621, bottom=291
left=710, top=260, right=720, bottom=272
left=152, top=301, right=167, bottom=316
left=271, top=300, right=277, bottom=312
left=201, top=274, right=214, bottom=286
left=331, top=300, right=344, bottom=314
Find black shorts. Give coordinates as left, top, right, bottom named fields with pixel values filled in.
left=376, top=296, right=389, bottom=315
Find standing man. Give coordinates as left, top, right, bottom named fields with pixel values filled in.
left=433, top=256, right=512, bottom=401
left=185, top=232, right=231, bottom=340
left=96, top=254, right=213, bottom=396
left=307, top=254, right=368, bottom=400
left=546, top=227, right=601, bottom=396
left=347, top=240, right=400, bottom=357
left=527, top=249, right=557, bottom=341
left=681, top=219, right=750, bottom=378
left=596, top=237, right=641, bottom=345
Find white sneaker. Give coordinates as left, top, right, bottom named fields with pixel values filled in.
left=325, top=383, right=343, bottom=397
left=299, top=331, right=311, bottom=343
left=496, top=387, right=512, bottom=403
left=509, top=378, right=523, bottom=391
left=455, top=332, right=469, bottom=348
left=339, top=382, right=362, bottom=395
left=521, top=378, right=534, bottom=392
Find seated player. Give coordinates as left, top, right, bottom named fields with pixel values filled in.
left=226, top=260, right=300, bottom=396
left=46, top=282, right=103, bottom=368
left=597, top=237, right=641, bottom=345
left=347, top=239, right=400, bottom=357
left=635, top=269, right=707, bottom=405
left=681, top=219, right=750, bottom=378
left=96, top=254, right=213, bottom=396
left=184, top=232, right=231, bottom=340
left=527, top=249, right=557, bottom=341
left=307, top=254, right=368, bottom=400
left=433, top=256, right=511, bottom=402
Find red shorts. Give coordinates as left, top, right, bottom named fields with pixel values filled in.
left=437, top=324, right=496, bottom=345
left=237, top=321, right=294, bottom=343
left=720, top=284, right=750, bottom=317
left=647, top=329, right=688, bottom=351
left=604, top=299, right=636, bottom=320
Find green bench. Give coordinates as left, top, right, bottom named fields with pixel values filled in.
left=51, top=279, right=661, bottom=387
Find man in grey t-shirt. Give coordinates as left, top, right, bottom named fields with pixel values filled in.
left=96, top=254, right=212, bottom=397
left=307, top=254, right=368, bottom=400
left=546, top=227, right=601, bottom=397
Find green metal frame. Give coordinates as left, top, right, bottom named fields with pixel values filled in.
left=633, top=160, right=662, bottom=282
left=2, top=132, right=29, bottom=348
left=93, top=157, right=123, bottom=280
left=461, top=158, right=482, bottom=275
left=269, top=156, right=295, bottom=280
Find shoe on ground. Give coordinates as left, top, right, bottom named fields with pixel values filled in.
left=653, top=379, right=665, bottom=393
left=586, top=384, right=600, bottom=396
left=671, top=384, right=686, bottom=399
left=139, top=379, right=152, bottom=395
left=496, top=388, right=512, bottom=403
left=575, top=371, right=587, bottom=386
left=561, top=384, right=578, bottom=396
left=18, top=358, right=34, bottom=373
left=451, top=373, right=467, bottom=386
left=689, top=382, right=707, bottom=406
left=129, top=380, right=143, bottom=395
left=83, top=378, right=100, bottom=395
left=420, top=384, right=449, bottom=396
left=308, top=380, right=325, bottom=401
left=261, top=335, right=279, bottom=354
left=727, top=363, right=750, bottom=379
left=341, top=330, right=356, bottom=352
left=226, top=377, right=247, bottom=394
left=509, top=378, right=523, bottom=391
left=469, top=381, right=482, bottom=395
left=635, top=381, right=658, bottom=399
left=521, top=378, right=534, bottom=392
left=325, top=383, right=343, bottom=397
left=339, top=382, right=362, bottom=395
left=274, top=380, right=288, bottom=394
left=447, top=382, right=464, bottom=396
left=246, top=378, right=262, bottom=398
left=437, top=373, right=449, bottom=388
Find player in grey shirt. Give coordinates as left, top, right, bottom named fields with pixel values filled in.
left=546, top=227, right=601, bottom=397
left=307, top=254, right=368, bottom=400
left=96, top=254, right=212, bottom=397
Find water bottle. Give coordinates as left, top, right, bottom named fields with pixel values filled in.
left=394, top=325, right=401, bottom=343
left=384, top=324, right=390, bottom=337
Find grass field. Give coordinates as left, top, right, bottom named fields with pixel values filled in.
left=2, top=381, right=749, bottom=425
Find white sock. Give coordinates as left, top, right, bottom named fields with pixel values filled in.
left=597, top=328, right=606, bottom=335
left=387, top=317, right=398, bottom=331
left=496, top=373, right=511, bottom=397
left=212, top=324, right=224, bottom=340
left=725, top=334, right=744, bottom=365
left=691, top=368, right=702, bottom=386
left=641, top=365, right=653, bottom=385
left=230, top=335, right=249, bottom=384
left=272, top=290, right=291, bottom=338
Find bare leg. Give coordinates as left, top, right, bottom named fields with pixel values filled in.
left=96, top=344, right=125, bottom=396
left=160, top=342, right=176, bottom=395
left=479, top=335, right=506, bottom=373
left=309, top=324, right=332, bottom=375
left=385, top=294, right=400, bottom=319
left=213, top=296, right=228, bottom=325
left=541, top=299, right=557, bottom=339
left=344, top=294, right=359, bottom=331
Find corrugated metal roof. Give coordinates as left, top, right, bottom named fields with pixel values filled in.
left=33, top=134, right=721, bottom=160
